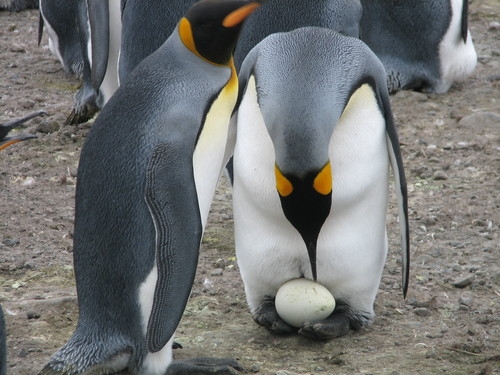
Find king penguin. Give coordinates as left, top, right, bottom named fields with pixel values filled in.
left=119, top=0, right=198, bottom=83
left=233, top=0, right=362, bottom=70
left=359, top=0, right=477, bottom=94
left=232, top=27, right=410, bottom=339
left=38, top=1, right=260, bottom=374
left=38, top=0, right=83, bottom=78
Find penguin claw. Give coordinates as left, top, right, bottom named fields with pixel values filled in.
left=252, top=298, right=296, bottom=335
left=167, top=357, right=244, bottom=375
left=298, top=312, right=351, bottom=340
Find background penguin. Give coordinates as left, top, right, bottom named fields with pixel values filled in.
left=0, top=111, right=44, bottom=151
left=38, top=0, right=260, bottom=374
left=38, top=0, right=84, bottom=78
left=233, top=0, right=362, bottom=70
left=232, top=27, right=409, bottom=339
left=360, top=0, right=477, bottom=94
left=119, top=0, right=198, bottom=84
left=0, top=306, right=5, bottom=375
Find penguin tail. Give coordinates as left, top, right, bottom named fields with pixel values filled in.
left=38, top=330, right=133, bottom=375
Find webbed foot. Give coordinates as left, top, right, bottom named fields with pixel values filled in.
left=298, top=310, right=351, bottom=340
left=252, top=297, right=296, bottom=335
left=167, top=357, right=244, bottom=375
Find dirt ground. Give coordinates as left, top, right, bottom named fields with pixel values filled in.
left=0, top=2, right=499, bottom=375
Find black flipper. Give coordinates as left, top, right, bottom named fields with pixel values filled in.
left=379, top=89, right=410, bottom=298
left=86, top=1, right=110, bottom=91
left=145, top=142, right=202, bottom=352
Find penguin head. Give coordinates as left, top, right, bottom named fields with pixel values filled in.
left=179, top=0, right=262, bottom=66
left=275, top=161, right=333, bottom=281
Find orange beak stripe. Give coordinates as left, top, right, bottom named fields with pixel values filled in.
left=0, top=139, right=22, bottom=151
left=313, top=161, right=332, bottom=195
left=222, top=2, right=260, bottom=28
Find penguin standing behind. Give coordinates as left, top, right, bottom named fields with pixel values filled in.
left=360, top=0, right=477, bottom=94
left=119, top=0, right=198, bottom=83
left=38, top=0, right=84, bottom=78
left=38, top=1, right=260, bottom=374
left=233, top=0, right=362, bottom=69
left=232, top=27, right=409, bottom=339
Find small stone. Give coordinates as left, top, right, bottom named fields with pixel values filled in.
left=210, top=268, right=223, bottom=276
left=18, top=348, right=28, bottom=358
left=459, top=295, right=474, bottom=307
left=458, top=111, right=500, bottom=129
left=27, top=311, right=41, bottom=320
left=432, top=170, right=448, bottom=180
left=413, top=307, right=431, bottom=317
left=2, top=238, right=19, bottom=247
left=492, top=271, right=500, bottom=284
left=249, top=364, right=260, bottom=373
left=452, top=276, right=474, bottom=288
left=10, top=43, right=26, bottom=53
left=37, top=121, right=60, bottom=134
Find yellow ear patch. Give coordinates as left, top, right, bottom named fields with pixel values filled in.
left=178, top=17, right=199, bottom=57
left=275, top=164, right=293, bottom=197
left=313, top=162, right=332, bottom=195
left=222, top=3, right=260, bottom=27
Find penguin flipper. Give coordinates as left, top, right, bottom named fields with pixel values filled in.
left=86, top=1, right=110, bottom=91
left=461, top=0, right=469, bottom=43
left=381, top=94, right=410, bottom=298
left=145, top=142, right=202, bottom=353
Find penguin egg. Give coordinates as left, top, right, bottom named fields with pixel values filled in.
left=275, top=278, right=336, bottom=328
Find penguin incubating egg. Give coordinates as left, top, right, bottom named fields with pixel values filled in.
left=232, top=27, right=410, bottom=340
left=359, top=0, right=477, bottom=94
left=38, top=1, right=260, bottom=374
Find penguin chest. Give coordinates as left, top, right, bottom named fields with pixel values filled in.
left=193, top=70, right=238, bottom=225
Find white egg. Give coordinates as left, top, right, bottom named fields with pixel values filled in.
left=275, top=278, right=336, bottom=328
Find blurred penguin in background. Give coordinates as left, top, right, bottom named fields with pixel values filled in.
left=360, top=0, right=477, bottom=93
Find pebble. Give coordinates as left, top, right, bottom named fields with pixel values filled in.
left=431, top=170, right=448, bottom=180
left=249, top=364, right=260, bottom=373
left=492, top=271, right=500, bottom=284
left=452, top=276, right=474, bottom=288
left=459, top=295, right=474, bottom=307
left=37, top=121, right=60, bottom=134
left=210, top=268, right=223, bottom=276
left=458, top=111, right=500, bottom=129
left=26, top=311, right=41, bottom=320
left=413, top=307, right=431, bottom=317
left=2, top=238, right=19, bottom=247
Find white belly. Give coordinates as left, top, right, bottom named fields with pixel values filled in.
left=233, top=79, right=389, bottom=313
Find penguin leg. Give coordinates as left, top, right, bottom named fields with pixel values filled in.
left=167, top=358, right=244, bottom=375
left=252, top=297, right=297, bottom=335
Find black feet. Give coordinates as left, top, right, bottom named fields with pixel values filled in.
left=298, top=311, right=351, bottom=340
left=166, top=357, right=244, bottom=375
left=252, top=297, right=297, bottom=335
left=253, top=297, right=354, bottom=340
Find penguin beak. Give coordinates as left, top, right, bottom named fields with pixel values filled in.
left=275, top=162, right=332, bottom=281
left=222, top=2, right=261, bottom=28
left=0, top=135, right=37, bottom=151
left=0, top=110, right=44, bottom=150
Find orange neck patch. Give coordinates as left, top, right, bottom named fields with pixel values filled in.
left=313, top=162, right=332, bottom=195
